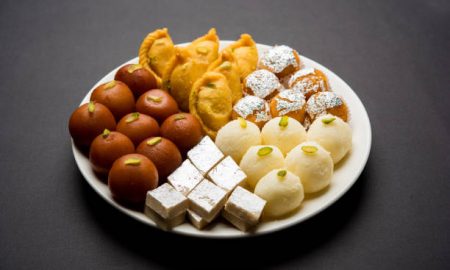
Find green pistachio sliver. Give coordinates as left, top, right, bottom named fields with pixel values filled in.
left=147, top=137, right=162, bottom=146
left=277, top=170, right=287, bottom=177
left=88, top=101, right=95, bottom=113
left=127, top=64, right=142, bottom=73
left=206, top=83, right=216, bottom=89
left=104, top=80, right=116, bottom=90
left=220, top=61, right=232, bottom=70
left=301, top=145, right=318, bottom=154
left=102, top=129, right=111, bottom=138
left=257, top=146, right=273, bottom=157
left=238, top=117, right=247, bottom=128
left=174, top=114, right=186, bottom=121
left=126, top=112, right=140, bottom=123
left=322, top=117, right=336, bottom=124
left=124, top=158, right=141, bottom=166
left=147, top=95, right=162, bottom=103
left=279, top=116, right=289, bottom=127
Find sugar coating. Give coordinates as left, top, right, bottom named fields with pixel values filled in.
left=260, top=45, right=299, bottom=73
left=306, top=92, right=343, bottom=119
left=289, top=68, right=327, bottom=97
left=188, top=136, right=224, bottom=175
left=167, top=159, right=204, bottom=196
left=145, top=183, right=188, bottom=219
left=187, top=179, right=227, bottom=222
left=245, top=70, right=281, bottom=99
left=207, top=156, right=247, bottom=192
left=225, top=186, right=266, bottom=225
left=274, top=89, right=306, bottom=116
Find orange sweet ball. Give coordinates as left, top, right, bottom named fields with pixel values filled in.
left=116, top=112, right=160, bottom=146
left=90, top=80, right=135, bottom=120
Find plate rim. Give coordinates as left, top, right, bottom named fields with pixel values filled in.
left=72, top=40, right=372, bottom=238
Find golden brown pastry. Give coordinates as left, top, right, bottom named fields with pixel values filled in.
left=138, top=28, right=176, bottom=86
left=185, top=28, right=219, bottom=65
left=224, top=34, right=258, bottom=80
left=190, top=72, right=233, bottom=138
left=208, top=50, right=242, bottom=104
left=164, top=48, right=209, bottom=111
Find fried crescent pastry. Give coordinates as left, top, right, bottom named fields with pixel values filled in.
left=138, top=28, right=176, bottom=86
left=165, top=48, right=209, bottom=111
left=186, top=28, right=219, bottom=65
left=225, top=34, right=258, bottom=80
left=208, top=50, right=242, bottom=104
left=190, top=72, right=233, bottom=138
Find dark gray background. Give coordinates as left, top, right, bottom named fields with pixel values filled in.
left=1, top=0, right=449, bottom=269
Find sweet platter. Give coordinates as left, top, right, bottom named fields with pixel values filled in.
left=70, top=29, right=371, bottom=238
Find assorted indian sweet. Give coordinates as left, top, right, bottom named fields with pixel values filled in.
left=68, top=28, right=356, bottom=232
left=307, top=114, right=352, bottom=164
left=259, top=45, right=301, bottom=78
left=285, top=141, right=334, bottom=193
left=215, top=118, right=261, bottom=163
left=261, top=116, right=307, bottom=155
left=269, top=89, right=306, bottom=124
left=288, top=68, right=329, bottom=99
left=232, top=95, right=271, bottom=128
left=189, top=72, right=233, bottom=138
left=254, top=169, right=304, bottom=218
left=306, top=91, right=349, bottom=122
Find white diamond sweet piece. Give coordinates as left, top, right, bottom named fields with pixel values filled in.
left=224, top=186, right=266, bottom=226
left=145, top=183, right=189, bottom=219
left=222, top=210, right=253, bottom=232
left=207, top=156, right=246, bottom=192
left=187, top=179, right=227, bottom=223
left=187, top=209, right=209, bottom=230
left=144, top=206, right=185, bottom=231
left=167, top=159, right=204, bottom=196
left=187, top=136, right=224, bottom=175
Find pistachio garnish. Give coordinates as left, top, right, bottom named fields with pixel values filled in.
left=196, top=46, right=209, bottom=54
left=174, top=114, right=186, bottom=121
left=206, top=83, right=216, bottom=89
left=301, top=145, right=318, bottom=154
left=322, top=117, right=336, bottom=124
left=277, top=170, right=287, bottom=177
left=124, top=158, right=141, bottom=166
left=127, top=64, right=142, bottom=73
left=257, top=146, right=273, bottom=157
left=147, top=137, right=162, bottom=146
left=125, top=112, right=140, bottom=123
left=279, top=116, right=289, bottom=128
left=238, top=117, right=247, bottom=128
left=88, top=101, right=95, bottom=113
left=104, top=80, right=116, bottom=90
left=102, top=129, right=111, bottom=138
left=147, top=95, right=162, bottom=103
left=220, top=61, right=232, bottom=70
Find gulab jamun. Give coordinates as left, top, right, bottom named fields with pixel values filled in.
left=117, top=112, right=160, bottom=146
left=90, top=80, right=135, bottom=120
left=136, top=137, right=182, bottom=182
left=114, top=64, right=157, bottom=98
left=160, top=113, right=203, bottom=154
left=136, top=89, right=179, bottom=123
left=89, top=129, right=135, bottom=175
left=108, top=153, right=158, bottom=205
left=68, top=101, right=116, bottom=148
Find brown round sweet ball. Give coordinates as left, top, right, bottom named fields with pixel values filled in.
left=269, top=89, right=307, bottom=124
left=68, top=101, right=116, bottom=148
left=90, top=80, right=135, bottom=120
left=160, top=113, right=203, bottom=154
left=117, top=112, right=160, bottom=146
left=108, top=154, right=158, bottom=205
left=137, top=137, right=182, bottom=182
left=89, top=130, right=135, bottom=175
left=114, top=64, right=157, bottom=98
left=136, top=89, right=179, bottom=123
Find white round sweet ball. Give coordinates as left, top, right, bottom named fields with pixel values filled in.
left=254, top=169, right=304, bottom=218
left=307, top=114, right=352, bottom=164
left=285, top=141, right=333, bottom=193
left=239, top=145, right=285, bottom=190
left=215, top=119, right=261, bottom=163
left=261, top=116, right=307, bottom=155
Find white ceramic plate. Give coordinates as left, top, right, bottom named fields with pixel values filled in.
left=72, top=41, right=372, bottom=238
